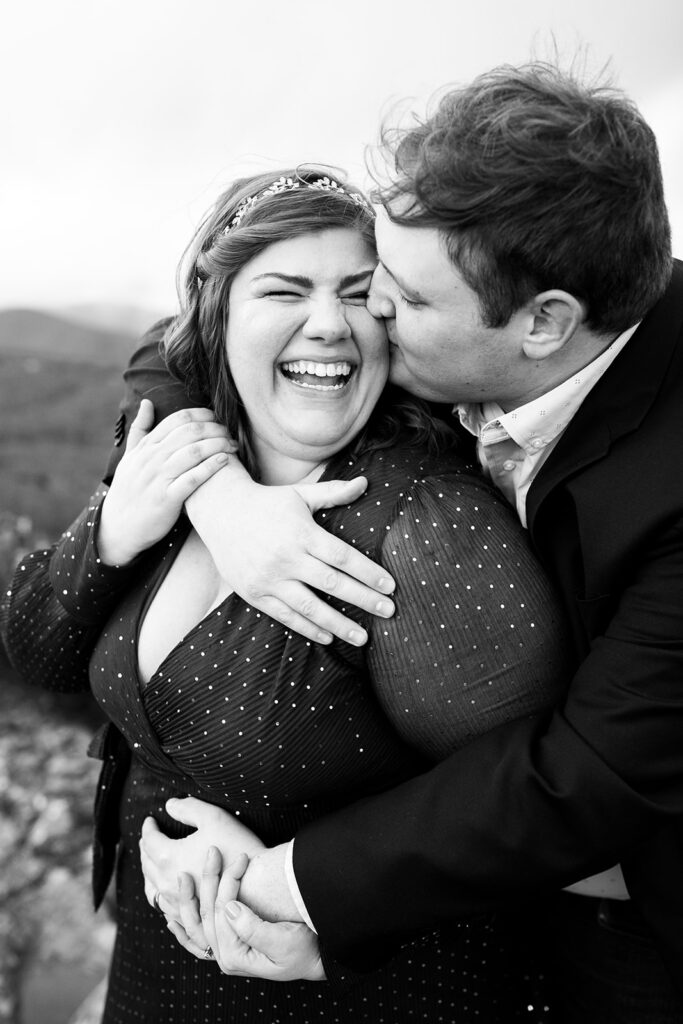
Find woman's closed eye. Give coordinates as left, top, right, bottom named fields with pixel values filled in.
left=264, top=289, right=304, bottom=300
left=341, top=290, right=369, bottom=306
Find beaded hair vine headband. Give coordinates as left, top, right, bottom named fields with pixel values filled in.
left=223, top=175, right=373, bottom=233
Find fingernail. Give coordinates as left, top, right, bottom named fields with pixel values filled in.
left=376, top=576, right=396, bottom=593
left=216, top=452, right=229, bottom=463
left=225, top=901, right=241, bottom=920
left=316, top=631, right=333, bottom=644
left=206, top=845, right=221, bottom=866
left=376, top=599, right=394, bottom=617
left=348, top=629, right=368, bottom=646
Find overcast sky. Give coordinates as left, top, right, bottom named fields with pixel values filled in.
left=2, top=0, right=682, bottom=319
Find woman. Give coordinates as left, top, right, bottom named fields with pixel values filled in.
left=2, top=167, right=568, bottom=1022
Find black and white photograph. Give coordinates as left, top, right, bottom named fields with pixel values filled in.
left=1, top=2, right=683, bottom=1022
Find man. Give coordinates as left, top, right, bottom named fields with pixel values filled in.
left=117, top=63, right=683, bottom=1020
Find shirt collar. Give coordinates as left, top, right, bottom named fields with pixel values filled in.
left=457, top=322, right=640, bottom=451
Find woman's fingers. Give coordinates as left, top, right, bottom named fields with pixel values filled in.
left=198, top=846, right=223, bottom=958
left=177, top=871, right=210, bottom=952
left=166, top=918, right=209, bottom=960
left=142, top=406, right=220, bottom=442
left=166, top=452, right=232, bottom=505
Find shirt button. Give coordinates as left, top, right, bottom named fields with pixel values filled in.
left=503, top=460, right=516, bottom=471
left=531, top=437, right=545, bottom=449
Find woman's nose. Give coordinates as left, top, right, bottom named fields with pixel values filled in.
left=302, top=298, right=352, bottom=341
left=368, top=265, right=396, bottom=319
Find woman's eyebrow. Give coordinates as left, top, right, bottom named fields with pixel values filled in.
left=252, top=273, right=314, bottom=287
left=252, top=269, right=375, bottom=288
left=340, top=269, right=375, bottom=288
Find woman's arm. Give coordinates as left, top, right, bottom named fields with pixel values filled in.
left=1, top=490, right=141, bottom=692
left=1, top=403, right=233, bottom=690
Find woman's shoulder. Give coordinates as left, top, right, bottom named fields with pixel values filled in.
left=319, top=435, right=516, bottom=559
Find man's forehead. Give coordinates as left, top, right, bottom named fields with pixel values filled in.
left=375, top=208, right=456, bottom=292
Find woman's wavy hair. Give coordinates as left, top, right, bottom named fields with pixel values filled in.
left=372, top=63, right=672, bottom=334
left=164, top=165, right=454, bottom=478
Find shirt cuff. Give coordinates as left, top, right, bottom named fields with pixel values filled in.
left=284, top=839, right=317, bottom=933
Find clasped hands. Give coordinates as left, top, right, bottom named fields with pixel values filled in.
left=139, top=796, right=324, bottom=981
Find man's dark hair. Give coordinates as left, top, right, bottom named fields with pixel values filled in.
left=375, top=62, right=673, bottom=333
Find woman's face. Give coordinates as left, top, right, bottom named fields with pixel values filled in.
left=226, top=228, right=388, bottom=483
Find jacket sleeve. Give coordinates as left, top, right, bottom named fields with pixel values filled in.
left=292, top=506, right=683, bottom=972
left=0, top=488, right=147, bottom=692
left=103, top=319, right=207, bottom=484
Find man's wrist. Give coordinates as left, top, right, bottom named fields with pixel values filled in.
left=238, top=843, right=303, bottom=923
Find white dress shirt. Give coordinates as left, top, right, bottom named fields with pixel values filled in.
left=457, top=323, right=639, bottom=526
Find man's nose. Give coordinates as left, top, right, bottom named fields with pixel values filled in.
left=302, top=297, right=352, bottom=341
left=368, top=265, right=396, bottom=319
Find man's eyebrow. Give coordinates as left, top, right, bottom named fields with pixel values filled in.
left=252, top=269, right=374, bottom=288
left=378, top=260, right=426, bottom=301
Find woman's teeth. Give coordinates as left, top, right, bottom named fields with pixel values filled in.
left=280, top=360, right=353, bottom=390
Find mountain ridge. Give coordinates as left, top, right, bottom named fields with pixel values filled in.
left=0, top=308, right=138, bottom=366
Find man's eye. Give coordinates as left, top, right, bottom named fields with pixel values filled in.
left=342, top=291, right=369, bottom=305
left=399, top=293, right=422, bottom=310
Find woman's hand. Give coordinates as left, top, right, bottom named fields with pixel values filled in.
left=139, top=796, right=265, bottom=921
left=98, top=400, right=237, bottom=566
left=169, top=848, right=325, bottom=981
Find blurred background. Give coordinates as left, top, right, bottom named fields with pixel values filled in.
left=1, top=1, right=682, bottom=1021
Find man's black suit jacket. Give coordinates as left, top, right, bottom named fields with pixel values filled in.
left=106, top=261, right=683, bottom=992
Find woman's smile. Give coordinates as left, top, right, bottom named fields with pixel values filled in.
left=279, top=358, right=355, bottom=390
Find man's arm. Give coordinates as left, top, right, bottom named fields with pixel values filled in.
left=292, top=516, right=683, bottom=971
left=107, top=330, right=397, bottom=644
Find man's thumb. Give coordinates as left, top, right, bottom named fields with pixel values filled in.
left=295, top=476, right=368, bottom=513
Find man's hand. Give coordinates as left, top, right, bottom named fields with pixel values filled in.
left=186, top=471, right=396, bottom=646
left=98, top=401, right=236, bottom=566
left=169, top=849, right=324, bottom=981
left=139, top=797, right=265, bottom=921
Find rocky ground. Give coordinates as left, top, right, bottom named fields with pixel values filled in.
left=0, top=665, right=115, bottom=1024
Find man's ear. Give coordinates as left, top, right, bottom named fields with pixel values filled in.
left=522, top=290, right=586, bottom=360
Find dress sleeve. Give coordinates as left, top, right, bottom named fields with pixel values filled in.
left=1, top=488, right=146, bottom=692
left=103, top=319, right=206, bottom=484
left=366, top=471, right=571, bottom=761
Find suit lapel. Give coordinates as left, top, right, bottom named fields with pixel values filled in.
left=527, top=260, right=683, bottom=534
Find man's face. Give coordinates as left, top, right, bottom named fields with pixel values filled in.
left=369, top=209, right=530, bottom=407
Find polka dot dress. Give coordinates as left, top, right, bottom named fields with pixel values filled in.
left=3, top=436, right=567, bottom=1023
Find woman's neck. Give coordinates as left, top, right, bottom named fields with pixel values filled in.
left=254, top=445, right=328, bottom=487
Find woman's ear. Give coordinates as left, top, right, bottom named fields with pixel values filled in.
left=522, top=290, right=586, bottom=360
